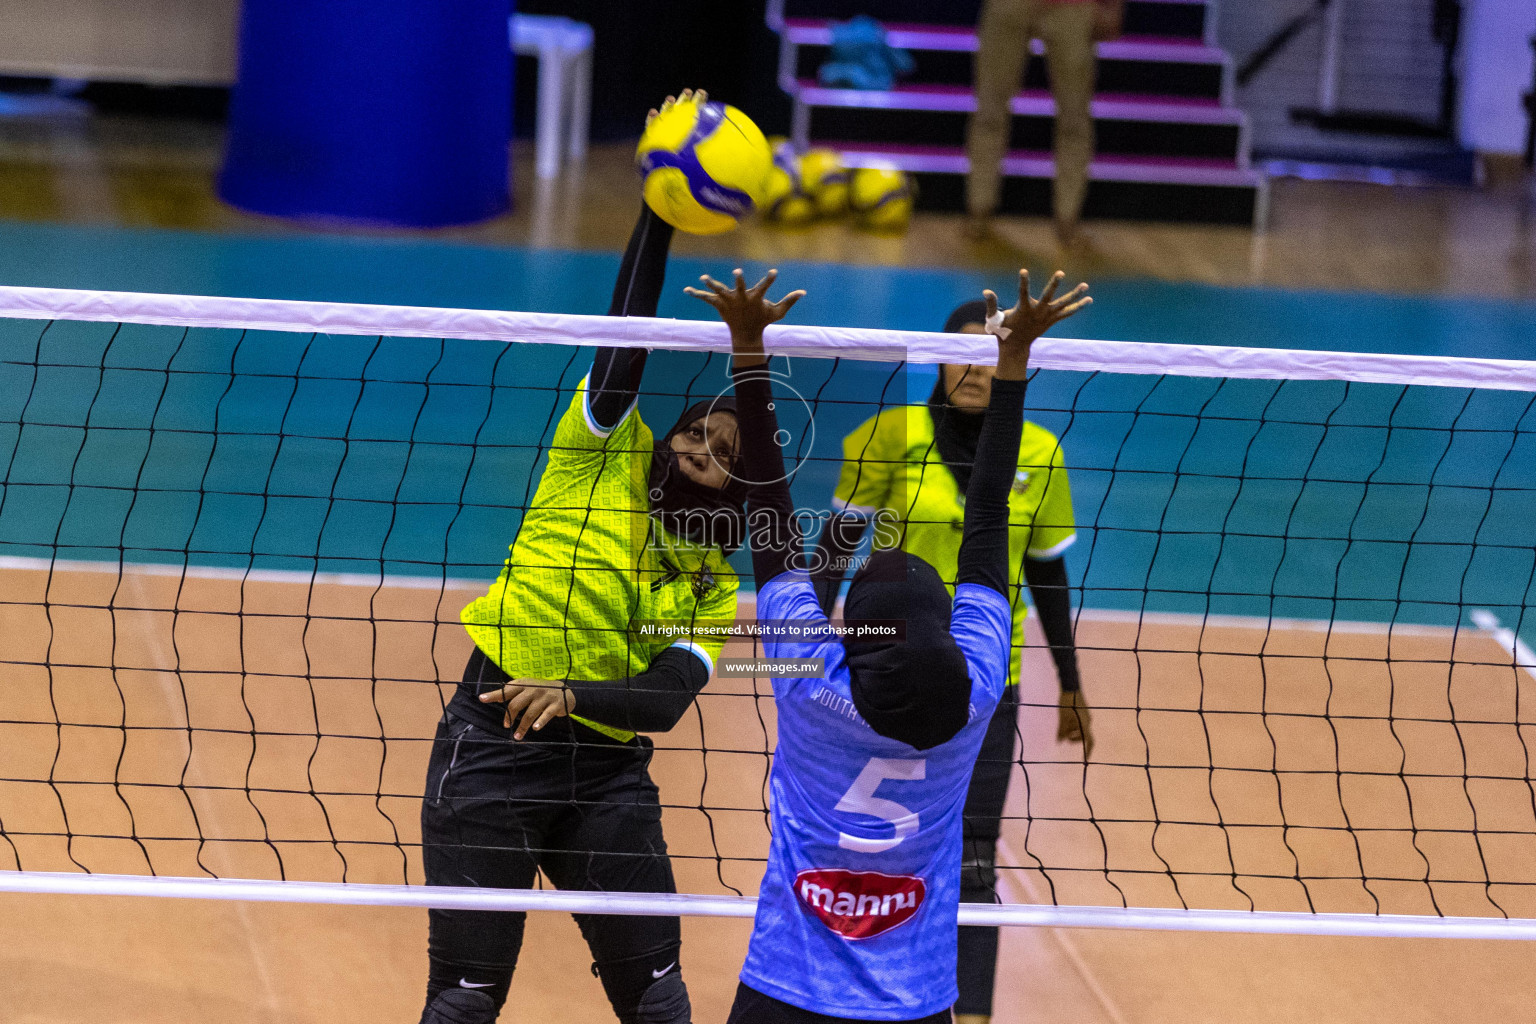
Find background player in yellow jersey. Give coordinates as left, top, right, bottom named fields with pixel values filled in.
left=418, top=92, right=739, bottom=1024
left=810, top=291, right=1094, bottom=1024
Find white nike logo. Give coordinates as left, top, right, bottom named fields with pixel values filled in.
left=651, top=962, right=676, bottom=979
left=459, top=979, right=495, bottom=989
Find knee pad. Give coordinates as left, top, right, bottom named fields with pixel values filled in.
left=420, top=988, right=498, bottom=1024
left=960, top=837, right=999, bottom=903
left=635, top=971, right=691, bottom=1024
left=592, top=942, right=689, bottom=1024
left=424, top=953, right=513, bottom=1017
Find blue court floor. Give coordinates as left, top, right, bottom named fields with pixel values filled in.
left=1, top=220, right=1534, bottom=359
left=1, top=220, right=1533, bottom=641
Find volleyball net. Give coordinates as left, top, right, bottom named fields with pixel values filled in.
left=1, top=285, right=1534, bottom=939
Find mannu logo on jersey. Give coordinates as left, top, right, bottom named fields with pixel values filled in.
left=793, top=868, right=926, bottom=939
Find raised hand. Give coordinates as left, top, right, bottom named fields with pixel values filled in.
left=647, top=88, right=708, bottom=127
left=478, top=678, right=575, bottom=740
left=685, top=268, right=805, bottom=365
left=985, top=269, right=1090, bottom=379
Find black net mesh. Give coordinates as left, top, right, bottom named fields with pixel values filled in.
left=1, top=313, right=1534, bottom=922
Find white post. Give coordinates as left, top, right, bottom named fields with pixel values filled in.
left=1318, top=0, right=1345, bottom=115
left=567, top=42, right=591, bottom=163
left=791, top=99, right=811, bottom=151
left=535, top=36, right=564, bottom=180
left=530, top=175, right=559, bottom=247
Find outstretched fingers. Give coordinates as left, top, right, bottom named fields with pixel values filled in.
left=1048, top=282, right=1090, bottom=310
left=1034, top=269, right=1065, bottom=307
left=1015, top=268, right=1034, bottom=311
left=645, top=94, right=675, bottom=126
left=646, top=88, right=707, bottom=126
left=682, top=287, right=718, bottom=309
left=771, top=289, right=807, bottom=317
left=688, top=267, right=806, bottom=333
left=1051, top=295, right=1093, bottom=323
left=684, top=273, right=732, bottom=309
left=748, top=268, right=779, bottom=299
left=1044, top=281, right=1092, bottom=325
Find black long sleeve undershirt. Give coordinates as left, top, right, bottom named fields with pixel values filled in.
left=731, top=366, right=803, bottom=588
left=573, top=205, right=707, bottom=733
left=811, top=511, right=867, bottom=615
left=1023, top=555, right=1081, bottom=692
left=567, top=646, right=710, bottom=734
left=586, top=205, right=675, bottom=430
left=956, top=377, right=1027, bottom=597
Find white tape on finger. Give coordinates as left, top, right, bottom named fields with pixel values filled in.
left=985, top=309, right=1012, bottom=340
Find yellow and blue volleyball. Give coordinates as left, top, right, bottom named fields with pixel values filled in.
left=636, top=98, right=773, bottom=235
left=762, top=139, right=817, bottom=226
left=849, top=164, right=916, bottom=232
left=800, top=148, right=850, bottom=217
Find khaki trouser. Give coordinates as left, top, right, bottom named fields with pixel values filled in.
left=965, top=0, right=1098, bottom=224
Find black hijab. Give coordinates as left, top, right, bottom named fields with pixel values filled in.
left=648, top=397, right=749, bottom=555
left=928, top=299, right=990, bottom=492
left=837, top=300, right=993, bottom=750
left=842, top=549, right=972, bottom=751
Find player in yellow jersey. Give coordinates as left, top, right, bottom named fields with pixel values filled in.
left=810, top=290, right=1095, bottom=1024
left=418, top=93, right=737, bottom=1024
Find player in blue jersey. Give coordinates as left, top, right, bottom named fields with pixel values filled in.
left=686, top=266, right=1090, bottom=1022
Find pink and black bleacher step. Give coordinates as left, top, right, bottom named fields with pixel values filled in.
left=831, top=143, right=1262, bottom=223
left=780, top=0, right=1210, bottom=40
left=786, top=22, right=1227, bottom=101
left=797, top=82, right=1242, bottom=159
left=773, top=0, right=1259, bottom=223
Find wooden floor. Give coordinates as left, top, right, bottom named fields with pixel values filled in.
left=1, top=563, right=1534, bottom=1021
left=0, top=111, right=1533, bottom=300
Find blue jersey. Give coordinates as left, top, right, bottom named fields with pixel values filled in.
left=739, top=572, right=1012, bottom=1020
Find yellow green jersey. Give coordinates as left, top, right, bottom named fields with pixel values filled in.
left=831, top=404, right=1075, bottom=685
left=461, top=376, right=739, bottom=741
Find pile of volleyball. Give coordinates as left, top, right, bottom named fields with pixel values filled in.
left=761, top=139, right=915, bottom=233
left=635, top=94, right=915, bottom=236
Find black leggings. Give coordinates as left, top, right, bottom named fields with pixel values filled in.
left=955, top=686, right=1019, bottom=1018
left=726, top=983, right=952, bottom=1024
left=419, top=658, right=684, bottom=1023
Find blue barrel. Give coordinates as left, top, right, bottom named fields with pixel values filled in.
left=219, top=0, right=513, bottom=227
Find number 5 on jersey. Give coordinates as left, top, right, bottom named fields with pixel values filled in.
left=835, top=757, right=926, bottom=853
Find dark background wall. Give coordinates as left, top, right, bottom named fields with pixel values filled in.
left=5, top=1, right=806, bottom=145
left=512, top=0, right=791, bottom=142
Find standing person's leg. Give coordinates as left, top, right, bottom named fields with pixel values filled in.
left=953, top=686, right=1020, bottom=1024
left=1036, top=1, right=1099, bottom=241
left=419, top=710, right=550, bottom=1022
left=542, top=736, right=691, bottom=1024
left=965, top=0, right=1035, bottom=233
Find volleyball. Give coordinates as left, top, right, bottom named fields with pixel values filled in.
left=849, top=164, right=916, bottom=231
left=635, top=97, right=773, bottom=235
left=800, top=148, right=851, bottom=217
left=763, top=139, right=817, bottom=225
